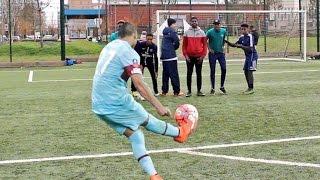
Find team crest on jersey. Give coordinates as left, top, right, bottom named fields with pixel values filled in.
left=132, top=59, right=138, bottom=64
left=150, top=49, right=153, bottom=53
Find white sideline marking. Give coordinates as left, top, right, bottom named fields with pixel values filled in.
left=28, top=71, right=33, bottom=82
left=0, top=135, right=319, bottom=165
left=29, top=69, right=320, bottom=83
left=179, top=150, right=320, bottom=168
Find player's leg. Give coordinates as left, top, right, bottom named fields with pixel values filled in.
left=124, top=129, right=160, bottom=178
left=195, top=57, right=205, bottom=96
left=168, top=60, right=182, bottom=96
left=186, top=57, right=195, bottom=97
left=243, top=55, right=255, bottom=94
left=161, top=62, right=170, bottom=95
left=142, top=114, right=192, bottom=143
left=217, top=53, right=227, bottom=94
left=208, top=52, right=217, bottom=94
left=96, top=114, right=163, bottom=179
left=147, top=64, right=159, bottom=96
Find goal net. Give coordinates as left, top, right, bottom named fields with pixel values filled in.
left=155, top=10, right=307, bottom=63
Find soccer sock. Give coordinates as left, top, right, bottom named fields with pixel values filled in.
left=244, top=71, right=250, bottom=88
left=248, top=71, right=254, bottom=89
left=129, top=130, right=157, bottom=176
left=145, top=114, right=179, bottom=137
left=221, top=69, right=226, bottom=88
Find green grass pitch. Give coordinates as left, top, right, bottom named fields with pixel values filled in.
left=0, top=59, right=320, bottom=179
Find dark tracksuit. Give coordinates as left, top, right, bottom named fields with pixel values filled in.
left=131, top=41, right=159, bottom=94
left=160, top=27, right=181, bottom=95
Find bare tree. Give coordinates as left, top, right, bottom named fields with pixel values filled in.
left=17, top=3, right=35, bottom=38
left=31, top=0, right=50, bottom=48
left=126, top=0, right=146, bottom=26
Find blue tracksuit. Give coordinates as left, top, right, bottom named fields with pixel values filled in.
left=160, top=27, right=181, bottom=94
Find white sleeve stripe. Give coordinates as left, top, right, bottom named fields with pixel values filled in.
left=249, top=34, right=254, bottom=47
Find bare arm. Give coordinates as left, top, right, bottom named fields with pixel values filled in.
left=131, top=74, right=171, bottom=116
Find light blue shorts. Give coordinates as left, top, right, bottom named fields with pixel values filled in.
left=96, top=102, right=149, bottom=135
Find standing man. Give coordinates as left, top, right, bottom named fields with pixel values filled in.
left=110, top=20, right=125, bottom=42
left=92, top=22, right=194, bottom=180
left=249, top=25, right=259, bottom=46
left=182, top=16, right=207, bottom=97
left=225, top=23, right=258, bottom=94
left=206, top=19, right=227, bottom=95
left=160, top=18, right=183, bottom=96
left=132, top=33, right=159, bottom=96
left=139, top=33, right=159, bottom=96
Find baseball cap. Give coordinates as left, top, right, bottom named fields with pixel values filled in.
left=213, top=19, right=220, bottom=24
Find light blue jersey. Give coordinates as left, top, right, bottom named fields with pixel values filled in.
left=92, top=39, right=148, bottom=134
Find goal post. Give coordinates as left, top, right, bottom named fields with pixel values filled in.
left=156, top=10, right=307, bottom=64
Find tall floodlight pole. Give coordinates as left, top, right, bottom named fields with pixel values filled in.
left=317, top=0, right=319, bottom=52
left=114, top=1, right=117, bottom=32
left=98, top=0, right=101, bottom=38
left=299, top=0, right=302, bottom=57
left=148, top=0, right=151, bottom=32
left=264, top=0, right=267, bottom=52
left=189, top=0, right=192, bottom=20
left=9, top=0, right=12, bottom=62
left=60, top=0, right=65, bottom=61
left=106, top=0, right=108, bottom=44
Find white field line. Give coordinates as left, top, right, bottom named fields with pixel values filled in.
left=179, top=150, right=320, bottom=168
left=0, top=60, right=308, bottom=73
left=0, top=135, right=319, bottom=165
left=28, top=71, right=33, bottom=82
left=29, top=69, right=320, bottom=83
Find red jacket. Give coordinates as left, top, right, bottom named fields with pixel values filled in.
left=182, top=27, right=207, bottom=58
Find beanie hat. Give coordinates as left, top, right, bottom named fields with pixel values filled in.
left=167, top=18, right=176, bottom=27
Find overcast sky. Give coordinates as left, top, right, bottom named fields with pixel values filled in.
left=43, top=0, right=68, bottom=25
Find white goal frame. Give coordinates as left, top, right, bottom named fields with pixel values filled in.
left=156, top=10, right=307, bottom=64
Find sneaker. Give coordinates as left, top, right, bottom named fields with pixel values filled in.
left=185, top=91, right=192, bottom=97
left=219, top=87, right=227, bottom=94
left=210, top=89, right=215, bottom=95
left=174, top=119, right=192, bottom=143
left=132, top=91, right=139, bottom=97
left=150, top=174, right=163, bottom=180
left=137, top=93, right=145, bottom=101
left=174, top=91, right=184, bottom=96
left=160, top=92, right=167, bottom=96
left=154, top=93, right=160, bottom=97
left=243, top=88, right=254, bottom=94
left=197, top=91, right=205, bottom=96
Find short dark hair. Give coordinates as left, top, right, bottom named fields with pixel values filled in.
left=249, top=25, right=254, bottom=29
left=167, top=18, right=176, bottom=27
left=118, top=22, right=137, bottom=38
left=191, top=16, right=198, bottom=21
left=241, top=23, right=249, bottom=28
left=146, top=33, right=153, bottom=37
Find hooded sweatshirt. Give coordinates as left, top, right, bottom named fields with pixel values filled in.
left=160, top=27, right=180, bottom=61
left=182, top=26, right=207, bottom=58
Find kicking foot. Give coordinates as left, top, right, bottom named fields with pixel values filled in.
left=150, top=174, right=163, bottom=180
left=174, top=119, right=192, bottom=143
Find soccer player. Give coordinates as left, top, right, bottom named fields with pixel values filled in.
left=249, top=25, right=259, bottom=46
left=182, top=16, right=207, bottom=97
left=160, top=18, right=183, bottom=96
left=137, top=33, right=159, bottom=96
left=225, top=23, right=258, bottom=94
left=92, top=22, right=193, bottom=180
left=206, top=19, right=228, bottom=95
left=131, top=33, right=159, bottom=98
left=110, top=20, right=125, bottom=42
